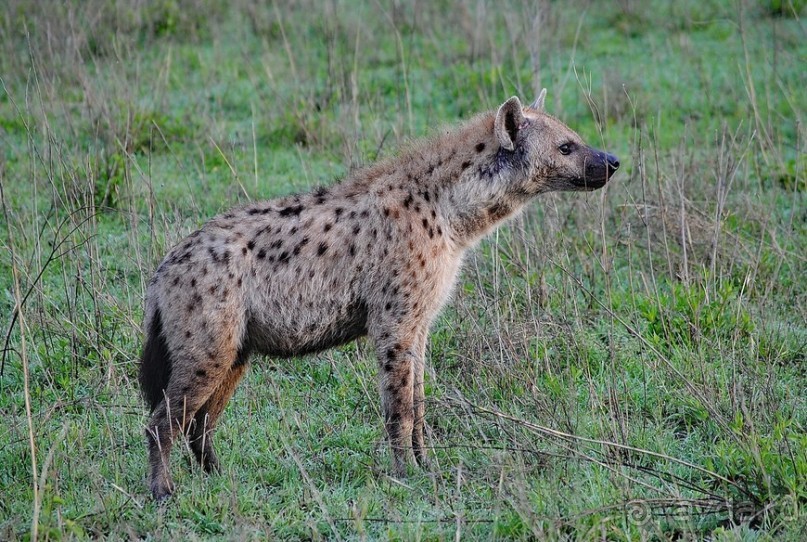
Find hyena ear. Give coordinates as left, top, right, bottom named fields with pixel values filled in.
left=529, top=88, right=547, bottom=110
left=494, top=96, right=525, bottom=152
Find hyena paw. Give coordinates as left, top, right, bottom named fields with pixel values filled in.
left=414, top=451, right=432, bottom=471
left=391, top=456, right=408, bottom=479
left=201, top=452, right=220, bottom=474
left=150, top=478, right=174, bottom=502
left=191, top=441, right=220, bottom=474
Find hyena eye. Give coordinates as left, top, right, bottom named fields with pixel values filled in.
left=558, top=143, right=573, bottom=155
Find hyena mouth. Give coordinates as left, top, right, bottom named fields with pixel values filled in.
left=571, top=176, right=609, bottom=190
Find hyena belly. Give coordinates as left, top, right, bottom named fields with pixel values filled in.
left=235, top=207, right=375, bottom=358
left=242, top=281, right=369, bottom=358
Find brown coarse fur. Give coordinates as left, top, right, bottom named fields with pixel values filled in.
left=138, top=92, right=620, bottom=500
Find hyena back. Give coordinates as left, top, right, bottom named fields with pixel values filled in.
left=139, top=92, right=619, bottom=500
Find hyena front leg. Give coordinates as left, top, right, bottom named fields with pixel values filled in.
left=411, top=328, right=430, bottom=469
left=373, top=325, right=427, bottom=477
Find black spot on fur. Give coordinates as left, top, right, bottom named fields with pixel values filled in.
left=279, top=205, right=304, bottom=217
left=247, top=240, right=256, bottom=251
left=257, top=249, right=266, bottom=259
left=403, top=194, right=413, bottom=208
left=313, top=186, right=329, bottom=204
left=317, top=242, right=328, bottom=256
left=386, top=349, right=396, bottom=361
left=423, top=191, right=431, bottom=202
left=270, top=239, right=283, bottom=249
left=422, top=218, right=430, bottom=230
left=241, top=247, right=247, bottom=255
left=294, top=238, right=309, bottom=255
left=278, top=251, right=290, bottom=264
left=324, top=223, right=332, bottom=232
left=172, top=276, right=180, bottom=286
left=349, top=244, right=356, bottom=256
left=461, top=161, right=471, bottom=170
left=196, top=369, right=207, bottom=377
left=476, top=142, right=486, bottom=152
left=190, top=278, right=196, bottom=287
left=360, top=210, right=369, bottom=218
left=352, top=224, right=361, bottom=235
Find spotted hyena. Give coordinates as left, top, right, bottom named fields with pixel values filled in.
left=139, top=91, right=619, bottom=500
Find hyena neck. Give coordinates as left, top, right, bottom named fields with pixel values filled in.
left=339, top=112, right=530, bottom=248
left=433, top=116, right=532, bottom=247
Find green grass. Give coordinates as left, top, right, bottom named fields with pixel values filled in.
left=1, top=0, right=805, bottom=539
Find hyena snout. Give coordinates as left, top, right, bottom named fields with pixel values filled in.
left=603, top=152, right=620, bottom=175
left=579, top=149, right=620, bottom=190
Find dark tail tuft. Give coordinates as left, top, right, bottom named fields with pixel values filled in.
left=139, top=308, right=172, bottom=412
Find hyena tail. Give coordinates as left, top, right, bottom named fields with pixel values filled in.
left=138, top=308, right=172, bottom=413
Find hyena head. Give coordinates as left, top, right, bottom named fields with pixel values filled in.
left=494, top=90, right=620, bottom=194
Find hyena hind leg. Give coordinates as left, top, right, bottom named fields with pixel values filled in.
left=146, top=362, right=230, bottom=500
left=188, top=362, right=249, bottom=474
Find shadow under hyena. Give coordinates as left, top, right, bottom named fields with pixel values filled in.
left=139, top=91, right=620, bottom=500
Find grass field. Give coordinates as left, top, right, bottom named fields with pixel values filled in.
left=1, top=0, right=805, bottom=539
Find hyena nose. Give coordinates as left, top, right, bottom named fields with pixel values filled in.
left=606, top=153, right=620, bottom=175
